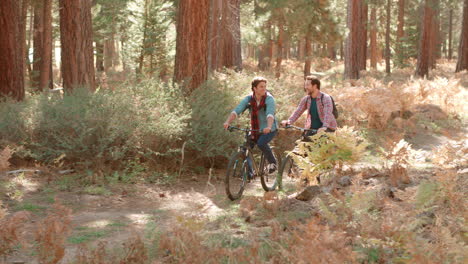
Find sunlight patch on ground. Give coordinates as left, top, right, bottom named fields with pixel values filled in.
left=12, top=174, right=40, bottom=192
left=157, top=191, right=225, bottom=218
left=85, top=219, right=112, bottom=228
left=126, top=213, right=153, bottom=225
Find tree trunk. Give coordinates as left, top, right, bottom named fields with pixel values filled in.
left=359, top=2, right=368, bottom=70
left=328, top=41, right=337, bottom=60
left=174, top=0, right=209, bottom=94
left=138, top=0, right=149, bottom=76
left=385, top=0, right=391, bottom=74
left=26, top=3, right=34, bottom=80
left=370, top=7, right=377, bottom=69
left=228, top=0, right=242, bottom=70
left=39, top=0, right=52, bottom=90
left=104, top=38, right=115, bottom=72
left=340, top=41, right=344, bottom=60
left=19, top=0, right=29, bottom=85
left=220, top=0, right=242, bottom=71
left=344, top=0, right=361, bottom=79
left=275, top=22, right=284, bottom=78
left=448, top=9, right=453, bottom=60
left=0, top=0, right=25, bottom=101
left=396, top=0, right=405, bottom=64
left=59, top=0, right=95, bottom=91
left=32, top=0, right=43, bottom=90
left=429, top=0, right=440, bottom=69
left=415, top=0, right=435, bottom=77
left=456, top=0, right=468, bottom=72
left=298, top=39, right=305, bottom=60
left=96, top=41, right=104, bottom=72
left=304, top=31, right=312, bottom=77
left=258, top=21, right=273, bottom=71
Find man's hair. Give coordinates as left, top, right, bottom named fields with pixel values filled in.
left=251, top=76, right=267, bottom=90
left=305, top=76, right=321, bottom=90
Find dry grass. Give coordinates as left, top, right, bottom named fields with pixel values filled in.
left=0, top=147, right=12, bottom=171
left=35, top=202, right=72, bottom=264
left=0, top=207, right=30, bottom=260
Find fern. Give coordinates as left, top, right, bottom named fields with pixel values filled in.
left=415, top=181, right=440, bottom=210
left=290, top=126, right=368, bottom=183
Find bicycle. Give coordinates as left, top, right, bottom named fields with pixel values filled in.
left=225, top=126, right=279, bottom=201
left=277, top=125, right=318, bottom=190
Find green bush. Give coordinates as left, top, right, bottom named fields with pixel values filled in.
left=189, top=79, right=245, bottom=161
left=26, top=87, right=139, bottom=167
left=0, top=79, right=190, bottom=171
left=0, top=98, right=32, bottom=147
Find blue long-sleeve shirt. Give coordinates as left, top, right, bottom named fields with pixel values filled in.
left=232, top=93, right=278, bottom=131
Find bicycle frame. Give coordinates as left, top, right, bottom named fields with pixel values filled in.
left=232, top=126, right=266, bottom=180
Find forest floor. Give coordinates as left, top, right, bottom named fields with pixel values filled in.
left=2, top=127, right=466, bottom=263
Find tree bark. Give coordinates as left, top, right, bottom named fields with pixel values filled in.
left=396, top=0, right=405, bottom=63
left=456, top=0, right=468, bottom=72
left=429, top=0, right=440, bottom=69
left=59, top=0, right=95, bottom=91
left=344, top=0, right=361, bottom=79
left=32, top=0, right=43, bottom=90
left=96, top=41, right=104, bottom=72
left=19, top=0, right=29, bottom=85
left=0, top=0, right=25, bottom=101
left=26, top=3, right=34, bottom=80
left=174, top=0, right=209, bottom=94
left=224, top=0, right=242, bottom=71
left=258, top=21, right=273, bottom=71
left=137, top=0, right=150, bottom=76
left=385, top=0, right=391, bottom=74
left=304, top=30, right=312, bottom=77
left=39, top=0, right=52, bottom=90
left=359, top=2, right=368, bottom=70
left=104, top=37, right=115, bottom=72
left=275, top=22, right=284, bottom=78
left=416, top=0, right=435, bottom=77
left=448, top=9, right=453, bottom=60
left=370, top=7, right=377, bottom=69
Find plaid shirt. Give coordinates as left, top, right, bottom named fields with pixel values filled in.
left=287, top=92, right=337, bottom=130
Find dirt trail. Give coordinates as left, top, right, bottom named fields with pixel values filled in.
left=2, top=132, right=467, bottom=263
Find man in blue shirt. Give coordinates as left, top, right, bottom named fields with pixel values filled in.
left=223, top=76, right=278, bottom=174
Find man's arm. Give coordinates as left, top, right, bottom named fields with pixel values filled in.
left=263, top=96, right=275, bottom=133
left=282, top=96, right=307, bottom=126
left=224, top=96, right=250, bottom=130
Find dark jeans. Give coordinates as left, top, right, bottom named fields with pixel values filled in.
left=247, top=130, right=278, bottom=177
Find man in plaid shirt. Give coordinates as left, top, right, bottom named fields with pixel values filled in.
left=281, top=76, right=337, bottom=136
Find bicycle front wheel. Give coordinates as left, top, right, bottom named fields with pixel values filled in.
left=278, top=155, right=302, bottom=190
left=260, top=151, right=279, bottom=192
left=225, top=151, right=248, bottom=201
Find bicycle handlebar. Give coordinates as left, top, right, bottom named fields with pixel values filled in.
left=282, top=125, right=317, bottom=133
left=227, top=126, right=260, bottom=133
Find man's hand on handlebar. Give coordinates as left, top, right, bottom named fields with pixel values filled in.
left=280, top=120, right=290, bottom=127
left=262, top=127, right=271, bottom=134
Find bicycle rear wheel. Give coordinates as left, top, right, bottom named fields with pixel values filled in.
left=225, top=151, right=248, bottom=200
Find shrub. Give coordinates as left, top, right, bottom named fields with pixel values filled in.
left=189, top=79, right=245, bottom=162
left=25, top=88, right=139, bottom=167
left=289, top=126, right=368, bottom=183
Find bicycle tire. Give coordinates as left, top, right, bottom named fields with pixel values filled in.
left=260, top=150, right=279, bottom=192
left=277, top=155, right=302, bottom=190
left=225, top=151, right=248, bottom=200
